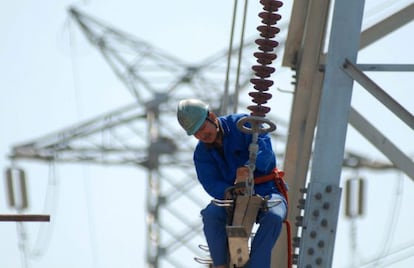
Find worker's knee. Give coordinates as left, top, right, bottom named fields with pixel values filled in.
left=258, top=195, right=287, bottom=228
left=267, top=193, right=287, bottom=220
left=201, top=202, right=227, bottom=225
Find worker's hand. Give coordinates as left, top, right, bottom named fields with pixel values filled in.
left=234, top=166, right=249, bottom=195
left=235, top=166, right=249, bottom=184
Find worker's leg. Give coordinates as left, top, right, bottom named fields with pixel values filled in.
left=247, top=193, right=287, bottom=268
left=201, top=202, right=228, bottom=267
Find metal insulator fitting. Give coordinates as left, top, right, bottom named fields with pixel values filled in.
left=293, top=236, right=301, bottom=247
left=297, top=198, right=306, bottom=209
left=237, top=116, right=276, bottom=134
left=295, top=215, right=304, bottom=227
left=300, top=187, right=308, bottom=193
left=292, top=254, right=299, bottom=265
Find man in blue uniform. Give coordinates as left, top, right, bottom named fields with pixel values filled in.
left=177, top=99, right=287, bottom=268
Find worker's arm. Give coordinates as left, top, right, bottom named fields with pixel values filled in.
left=194, top=148, right=233, bottom=199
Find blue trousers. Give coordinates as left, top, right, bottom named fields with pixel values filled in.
left=201, top=194, right=287, bottom=267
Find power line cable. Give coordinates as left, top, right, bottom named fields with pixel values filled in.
left=67, top=13, right=101, bottom=268
left=233, top=0, right=249, bottom=114
left=221, top=0, right=238, bottom=116
left=30, top=161, right=59, bottom=258
left=359, top=239, right=414, bottom=267
left=364, top=0, right=413, bottom=28
left=82, top=166, right=100, bottom=268
left=369, top=172, right=404, bottom=267
left=16, top=222, right=29, bottom=268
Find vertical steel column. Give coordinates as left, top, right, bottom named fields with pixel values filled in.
left=277, top=1, right=331, bottom=266
left=146, top=106, right=161, bottom=268
left=298, top=0, right=365, bottom=267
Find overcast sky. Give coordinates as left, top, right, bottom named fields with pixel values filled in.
left=1, top=1, right=413, bottom=268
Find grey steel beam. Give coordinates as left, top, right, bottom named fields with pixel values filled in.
left=298, top=0, right=366, bottom=267
left=0, top=214, right=50, bottom=222
left=356, top=64, right=414, bottom=72
left=282, top=0, right=310, bottom=67
left=274, top=1, right=331, bottom=267
left=10, top=103, right=146, bottom=155
left=360, top=3, right=414, bottom=49
left=343, top=59, right=414, bottom=130
left=348, top=107, right=414, bottom=181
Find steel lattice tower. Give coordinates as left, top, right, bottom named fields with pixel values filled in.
left=7, top=2, right=413, bottom=268
left=281, top=1, right=414, bottom=267
left=8, top=7, right=288, bottom=268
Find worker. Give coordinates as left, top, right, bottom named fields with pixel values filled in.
left=177, top=98, right=287, bottom=268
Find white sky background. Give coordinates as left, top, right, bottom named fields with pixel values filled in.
left=0, top=1, right=413, bottom=268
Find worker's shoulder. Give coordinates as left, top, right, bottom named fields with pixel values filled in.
left=219, top=113, right=248, bottom=123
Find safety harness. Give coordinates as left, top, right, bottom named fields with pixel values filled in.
left=255, top=168, right=292, bottom=268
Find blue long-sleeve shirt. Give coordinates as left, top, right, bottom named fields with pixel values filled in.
left=193, top=113, right=278, bottom=199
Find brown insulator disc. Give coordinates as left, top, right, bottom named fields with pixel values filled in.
left=248, top=105, right=271, bottom=117
left=259, top=12, right=282, bottom=25
left=255, top=39, right=279, bottom=52
left=253, top=52, right=277, bottom=65
left=257, top=25, right=279, bottom=38
left=249, top=91, right=273, bottom=103
left=260, top=0, right=283, bottom=12
left=252, top=65, right=275, bottom=78
left=250, top=78, right=274, bottom=90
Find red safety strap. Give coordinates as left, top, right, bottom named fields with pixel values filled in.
left=255, top=168, right=292, bottom=268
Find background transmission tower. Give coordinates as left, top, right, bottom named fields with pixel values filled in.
left=7, top=2, right=412, bottom=268
left=8, top=7, right=288, bottom=268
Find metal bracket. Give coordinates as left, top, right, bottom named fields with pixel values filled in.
left=297, top=181, right=342, bottom=267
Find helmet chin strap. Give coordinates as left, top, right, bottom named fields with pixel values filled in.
left=205, top=111, right=219, bottom=131
left=205, top=116, right=222, bottom=146
left=206, top=117, right=218, bottom=130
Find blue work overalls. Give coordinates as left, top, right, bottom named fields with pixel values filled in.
left=194, top=113, right=287, bottom=267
